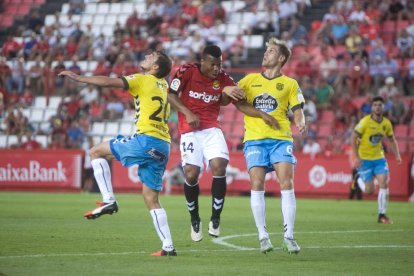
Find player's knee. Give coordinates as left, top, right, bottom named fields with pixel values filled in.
left=365, top=185, right=375, bottom=194
left=89, top=146, right=100, bottom=160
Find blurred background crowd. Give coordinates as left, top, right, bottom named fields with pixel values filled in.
left=0, top=0, right=413, bottom=159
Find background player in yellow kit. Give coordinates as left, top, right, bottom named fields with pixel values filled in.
left=351, top=96, right=402, bottom=224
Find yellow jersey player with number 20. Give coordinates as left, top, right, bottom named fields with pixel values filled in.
left=59, top=51, right=178, bottom=256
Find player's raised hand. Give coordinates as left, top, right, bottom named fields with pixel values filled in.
left=58, top=70, right=82, bottom=82
left=261, top=113, right=280, bottom=129
left=222, top=86, right=245, bottom=101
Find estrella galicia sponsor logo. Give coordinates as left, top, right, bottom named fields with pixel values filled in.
left=369, top=133, right=383, bottom=145
left=253, top=93, right=277, bottom=112
left=276, top=83, right=284, bottom=91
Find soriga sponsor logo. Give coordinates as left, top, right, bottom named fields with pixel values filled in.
left=0, top=161, right=67, bottom=182
left=309, top=165, right=352, bottom=188
left=189, top=90, right=220, bottom=103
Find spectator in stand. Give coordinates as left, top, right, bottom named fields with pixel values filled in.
left=2, top=36, right=21, bottom=59
left=68, top=0, right=84, bottom=15
left=302, top=136, right=322, bottom=159
left=319, top=51, right=338, bottom=85
left=385, top=0, right=410, bottom=21
left=359, top=94, right=373, bottom=117
left=369, top=38, right=387, bottom=63
left=379, top=76, right=399, bottom=98
left=27, top=57, right=43, bottom=95
left=67, top=120, right=85, bottom=149
left=345, top=27, right=363, bottom=58
left=301, top=75, right=316, bottom=99
left=348, top=2, right=368, bottom=23
left=289, top=16, right=307, bottom=46
left=0, top=56, right=11, bottom=90
left=388, top=94, right=408, bottom=125
left=315, top=77, right=334, bottom=110
left=229, top=34, right=245, bottom=67
left=294, top=52, right=314, bottom=83
left=396, top=29, right=414, bottom=58
left=19, top=88, right=34, bottom=108
left=278, top=0, right=298, bottom=31
left=323, top=5, right=339, bottom=22
left=369, top=55, right=386, bottom=92
left=402, top=58, right=414, bottom=95
left=303, top=95, right=317, bottom=123
left=382, top=54, right=399, bottom=80
left=0, top=87, right=4, bottom=119
left=105, top=95, right=124, bottom=120
left=89, top=98, right=105, bottom=122
left=80, top=84, right=99, bottom=106
left=20, top=132, right=42, bottom=150
left=6, top=57, right=25, bottom=95
left=331, top=15, right=349, bottom=45
left=346, top=53, right=368, bottom=96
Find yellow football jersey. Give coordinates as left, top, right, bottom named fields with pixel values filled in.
left=354, top=115, right=393, bottom=160
left=122, top=74, right=171, bottom=143
left=238, top=73, right=305, bottom=142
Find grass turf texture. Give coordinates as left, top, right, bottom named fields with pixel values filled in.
left=0, top=192, right=413, bottom=276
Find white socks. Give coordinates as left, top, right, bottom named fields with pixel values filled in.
left=91, top=158, right=115, bottom=203
left=357, top=177, right=366, bottom=192
left=150, top=208, right=174, bottom=251
left=378, top=188, right=389, bottom=215
left=281, top=189, right=296, bottom=239
left=250, top=190, right=268, bottom=240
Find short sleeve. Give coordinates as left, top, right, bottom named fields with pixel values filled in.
left=122, top=74, right=143, bottom=97
left=168, top=64, right=191, bottom=94
left=289, top=79, right=305, bottom=110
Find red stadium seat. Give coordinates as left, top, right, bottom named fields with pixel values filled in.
left=394, top=124, right=408, bottom=138
left=5, top=5, right=19, bottom=14
left=320, top=110, right=334, bottom=123
left=16, top=4, right=31, bottom=16
left=396, top=20, right=410, bottom=30
left=317, top=124, right=333, bottom=137
left=409, top=126, right=414, bottom=138
left=396, top=138, right=408, bottom=153
left=352, top=96, right=368, bottom=109
left=0, top=15, right=14, bottom=27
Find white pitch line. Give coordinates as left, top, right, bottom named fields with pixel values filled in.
left=1, top=229, right=412, bottom=259
left=211, top=229, right=407, bottom=250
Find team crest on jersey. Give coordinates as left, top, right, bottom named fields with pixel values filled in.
left=276, top=83, right=284, bottom=91
left=253, top=93, right=277, bottom=113
left=213, top=80, right=220, bottom=90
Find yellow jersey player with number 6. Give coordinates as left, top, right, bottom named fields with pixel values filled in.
left=235, top=38, right=307, bottom=255
left=59, top=51, right=177, bottom=256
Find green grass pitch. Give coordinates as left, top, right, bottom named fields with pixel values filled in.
left=0, top=192, right=413, bottom=275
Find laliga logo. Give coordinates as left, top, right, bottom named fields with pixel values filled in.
left=309, top=165, right=327, bottom=188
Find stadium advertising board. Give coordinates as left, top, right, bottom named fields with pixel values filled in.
left=0, top=150, right=84, bottom=191
left=112, top=152, right=411, bottom=198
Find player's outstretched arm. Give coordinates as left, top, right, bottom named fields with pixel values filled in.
left=235, top=101, right=279, bottom=129
left=221, top=86, right=245, bottom=105
left=167, top=93, right=200, bottom=128
left=58, top=71, right=124, bottom=88
left=388, top=135, right=402, bottom=164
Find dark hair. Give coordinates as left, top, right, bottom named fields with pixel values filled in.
left=202, top=45, right=222, bottom=59
left=154, top=51, right=172, bottom=79
left=372, top=96, right=384, bottom=103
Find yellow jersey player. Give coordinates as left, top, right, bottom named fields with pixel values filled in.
left=236, top=38, right=307, bottom=254
left=59, top=51, right=177, bottom=256
left=351, top=96, right=402, bottom=224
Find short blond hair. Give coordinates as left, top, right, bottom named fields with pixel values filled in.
left=266, top=38, right=292, bottom=67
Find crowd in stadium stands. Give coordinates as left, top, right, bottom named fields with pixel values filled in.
left=0, top=0, right=414, bottom=157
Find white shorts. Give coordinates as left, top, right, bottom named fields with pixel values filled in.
left=180, top=127, right=229, bottom=170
